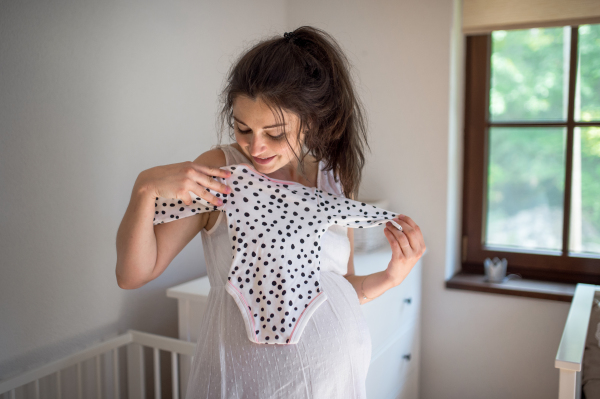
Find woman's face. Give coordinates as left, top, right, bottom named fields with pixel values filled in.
left=232, top=95, right=304, bottom=174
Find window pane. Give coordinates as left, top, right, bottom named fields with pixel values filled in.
left=490, top=27, right=570, bottom=122
left=575, top=24, right=600, bottom=122
left=569, top=127, right=600, bottom=255
left=486, top=127, right=566, bottom=251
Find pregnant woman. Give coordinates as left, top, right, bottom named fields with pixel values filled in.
left=115, top=26, right=426, bottom=399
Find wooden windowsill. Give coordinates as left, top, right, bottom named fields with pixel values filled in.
left=445, top=272, right=577, bottom=302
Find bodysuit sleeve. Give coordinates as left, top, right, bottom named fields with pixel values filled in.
left=152, top=176, right=227, bottom=225
left=316, top=190, right=398, bottom=228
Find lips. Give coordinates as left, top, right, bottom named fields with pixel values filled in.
left=253, top=155, right=276, bottom=165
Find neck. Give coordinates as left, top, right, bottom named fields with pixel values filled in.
left=269, top=158, right=316, bottom=186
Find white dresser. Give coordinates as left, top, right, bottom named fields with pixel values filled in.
left=167, top=247, right=422, bottom=399
left=356, top=248, right=422, bottom=399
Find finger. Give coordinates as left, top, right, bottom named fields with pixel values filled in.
left=181, top=190, right=194, bottom=206
left=391, top=218, right=413, bottom=234
left=398, top=216, right=425, bottom=250
left=390, top=218, right=421, bottom=253
left=385, top=223, right=413, bottom=255
left=202, top=175, right=231, bottom=195
left=191, top=163, right=232, bottom=180
left=383, top=227, right=405, bottom=259
left=395, top=214, right=418, bottom=230
left=187, top=167, right=231, bottom=195
left=416, top=230, right=426, bottom=254
left=188, top=185, right=223, bottom=207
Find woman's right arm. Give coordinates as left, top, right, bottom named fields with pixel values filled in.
left=115, top=149, right=230, bottom=289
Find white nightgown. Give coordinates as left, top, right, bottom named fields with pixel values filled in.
left=184, top=144, right=372, bottom=398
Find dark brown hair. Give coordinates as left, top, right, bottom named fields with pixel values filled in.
left=216, top=26, right=369, bottom=199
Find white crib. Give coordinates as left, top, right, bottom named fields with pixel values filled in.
left=0, top=330, right=195, bottom=399
left=555, top=283, right=600, bottom=399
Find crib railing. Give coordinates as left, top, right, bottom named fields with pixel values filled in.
left=0, top=330, right=195, bottom=399
left=555, top=283, right=599, bottom=399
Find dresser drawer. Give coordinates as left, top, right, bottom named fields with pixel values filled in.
left=366, top=320, right=419, bottom=399
left=396, top=368, right=419, bottom=399
left=360, top=261, right=421, bottom=356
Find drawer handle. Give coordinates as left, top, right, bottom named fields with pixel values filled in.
left=403, top=354, right=411, bottom=361
left=403, top=297, right=412, bottom=304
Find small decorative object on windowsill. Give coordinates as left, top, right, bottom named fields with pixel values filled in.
left=483, top=257, right=521, bottom=283
left=484, top=257, right=506, bottom=283
left=353, top=198, right=391, bottom=253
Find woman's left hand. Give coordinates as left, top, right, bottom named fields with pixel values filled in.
left=383, top=214, right=426, bottom=285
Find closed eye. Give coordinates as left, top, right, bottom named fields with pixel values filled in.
left=236, top=126, right=285, bottom=140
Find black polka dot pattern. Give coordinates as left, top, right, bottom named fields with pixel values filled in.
left=153, top=163, right=398, bottom=344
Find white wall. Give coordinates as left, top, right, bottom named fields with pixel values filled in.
left=288, top=0, right=570, bottom=398
left=1, top=0, right=572, bottom=398
left=0, top=0, right=286, bottom=392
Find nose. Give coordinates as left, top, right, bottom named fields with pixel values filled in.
left=248, top=134, right=268, bottom=157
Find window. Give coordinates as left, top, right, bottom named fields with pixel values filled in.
left=462, top=24, right=600, bottom=284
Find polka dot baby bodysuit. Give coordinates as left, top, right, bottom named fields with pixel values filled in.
left=154, top=163, right=400, bottom=345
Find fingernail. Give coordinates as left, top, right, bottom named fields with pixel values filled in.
left=399, top=214, right=405, bottom=218
left=218, top=199, right=223, bottom=205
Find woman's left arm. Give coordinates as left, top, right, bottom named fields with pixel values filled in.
left=343, top=197, right=426, bottom=305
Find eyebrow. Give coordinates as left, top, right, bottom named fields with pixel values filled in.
left=233, top=116, right=287, bottom=129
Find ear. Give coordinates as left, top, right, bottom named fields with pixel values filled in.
left=300, top=119, right=314, bottom=144
left=306, top=118, right=314, bottom=133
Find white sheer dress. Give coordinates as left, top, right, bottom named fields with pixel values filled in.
left=184, top=144, right=372, bottom=399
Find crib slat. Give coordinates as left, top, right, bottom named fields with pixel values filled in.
left=10, top=389, right=15, bottom=399
left=34, top=378, right=39, bottom=399
left=113, top=348, right=120, bottom=399
left=56, top=369, right=62, bottom=398
left=558, top=369, right=577, bottom=399
left=154, top=348, right=161, bottom=399
left=77, top=362, right=82, bottom=399
left=127, top=343, right=145, bottom=399
left=127, top=343, right=146, bottom=399
left=171, top=352, right=179, bottom=399
left=96, top=355, right=102, bottom=399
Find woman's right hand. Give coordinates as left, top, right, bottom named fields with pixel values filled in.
left=134, top=161, right=232, bottom=207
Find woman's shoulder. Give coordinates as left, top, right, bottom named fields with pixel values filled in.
left=192, top=149, right=226, bottom=169
left=192, top=145, right=233, bottom=168
left=194, top=143, right=252, bottom=167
